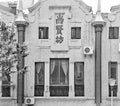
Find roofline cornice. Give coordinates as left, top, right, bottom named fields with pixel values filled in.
left=110, top=5, right=120, bottom=12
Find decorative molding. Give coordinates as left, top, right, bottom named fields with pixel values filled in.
left=49, top=5, right=71, bottom=10
left=85, top=15, right=92, bottom=23
left=110, top=5, right=120, bottom=12
left=28, top=1, right=41, bottom=13
left=75, top=0, right=92, bottom=13
left=29, top=14, right=35, bottom=23
left=34, top=97, right=95, bottom=100
left=108, top=14, right=116, bottom=22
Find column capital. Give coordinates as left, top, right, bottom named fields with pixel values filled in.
left=17, top=25, right=26, bottom=31
left=94, top=25, right=103, bottom=32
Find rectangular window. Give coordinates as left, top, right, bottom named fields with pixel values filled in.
left=109, top=27, right=119, bottom=39
left=71, top=27, right=81, bottom=39
left=50, top=59, right=69, bottom=96
left=2, top=71, right=10, bottom=97
left=34, top=62, right=44, bottom=96
left=74, top=62, right=84, bottom=96
left=108, top=62, right=117, bottom=97
left=39, top=27, right=48, bottom=39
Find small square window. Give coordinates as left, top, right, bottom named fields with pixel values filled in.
left=39, top=27, right=48, bottom=39
left=109, top=27, right=119, bottom=39
left=71, top=27, right=81, bottom=39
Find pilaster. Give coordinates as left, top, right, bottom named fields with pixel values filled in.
left=84, top=56, right=94, bottom=97
left=69, top=62, right=74, bottom=97
left=44, top=62, right=50, bottom=97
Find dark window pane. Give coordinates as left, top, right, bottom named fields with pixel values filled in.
left=108, top=62, right=117, bottom=97
left=109, top=85, right=117, bottom=97
left=2, top=86, right=10, bottom=97
left=109, top=27, right=119, bottom=39
left=50, top=59, right=69, bottom=85
left=76, top=27, right=81, bottom=39
left=50, top=86, right=69, bottom=96
left=71, top=27, right=81, bottom=39
left=51, top=60, right=59, bottom=84
left=109, top=27, right=113, bottom=39
left=71, top=28, right=75, bottom=39
left=75, top=85, right=84, bottom=96
left=34, top=85, right=44, bottom=96
left=39, top=27, right=48, bottom=39
left=50, top=59, right=69, bottom=96
left=114, top=27, right=119, bottom=39
left=2, top=72, right=10, bottom=97
left=44, top=27, right=48, bottom=39
left=35, top=62, right=44, bottom=96
left=74, top=62, right=84, bottom=96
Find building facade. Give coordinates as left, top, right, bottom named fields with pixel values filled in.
left=1, top=0, right=120, bottom=106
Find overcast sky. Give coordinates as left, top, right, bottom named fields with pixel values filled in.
left=0, top=0, right=120, bottom=13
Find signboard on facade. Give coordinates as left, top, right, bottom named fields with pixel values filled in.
left=51, top=12, right=68, bottom=51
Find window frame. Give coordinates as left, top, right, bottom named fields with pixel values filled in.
left=2, top=72, right=11, bottom=97
left=38, top=27, right=49, bottom=39
left=34, top=62, right=45, bottom=96
left=74, top=62, right=84, bottom=96
left=108, top=61, right=118, bottom=97
left=1, top=66, right=11, bottom=97
left=50, top=58, right=69, bottom=86
left=109, top=27, right=119, bottom=39
left=71, top=27, right=81, bottom=39
left=50, top=58, right=69, bottom=96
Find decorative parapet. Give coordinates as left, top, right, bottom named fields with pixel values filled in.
left=110, top=4, right=120, bottom=12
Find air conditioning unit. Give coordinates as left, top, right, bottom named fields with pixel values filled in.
left=25, top=97, right=34, bottom=105
left=84, top=46, right=94, bottom=55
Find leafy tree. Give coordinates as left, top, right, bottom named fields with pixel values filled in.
left=0, top=21, right=17, bottom=82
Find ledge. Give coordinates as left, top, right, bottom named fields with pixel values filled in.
left=49, top=5, right=71, bottom=10
left=0, top=97, right=17, bottom=100
left=35, top=97, right=95, bottom=101
left=106, top=97, right=120, bottom=101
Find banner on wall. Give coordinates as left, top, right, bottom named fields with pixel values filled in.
left=51, top=12, right=68, bottom=51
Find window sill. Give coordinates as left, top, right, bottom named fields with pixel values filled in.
left=0, top=97, right=17, bottom=100
left=39, top=39, right=49, bottom=42
left=35, top=97, right=95, bottom=101
left=106, top=97, right=120, bottom=101
left=71, top=39, right=81, bottom=42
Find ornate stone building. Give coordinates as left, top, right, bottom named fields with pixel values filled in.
left=1, top=0, right=120, bottom=106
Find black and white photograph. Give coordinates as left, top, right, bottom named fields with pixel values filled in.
left=0, top=0, right=120, bottom=106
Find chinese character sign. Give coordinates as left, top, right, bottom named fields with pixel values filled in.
left=55, top=13, right=65, bottom=44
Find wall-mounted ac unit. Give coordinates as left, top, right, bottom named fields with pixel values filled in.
left=25, top=97, right=34, bottom=105
left=84, top=46, right=94, bottom=55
